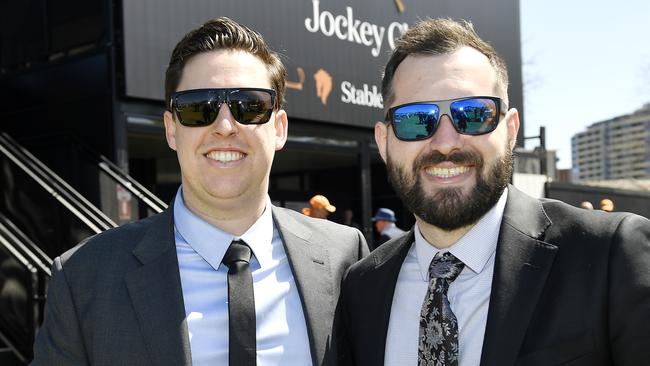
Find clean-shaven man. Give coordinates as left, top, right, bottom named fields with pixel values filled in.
left=32, top=17, right=367, bottom=366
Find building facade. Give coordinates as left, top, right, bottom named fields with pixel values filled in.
left=572, top=104, right=650, bottom=182
left=2, top=0, right=523, bottom=242
left=514, top=147, right=557, bottom=179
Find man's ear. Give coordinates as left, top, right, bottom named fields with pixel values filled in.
left=505, top=108, right=520, bottom=150
left=163, top=111, right=178, bottom=151
left=375, top=121, right=388, bottom=163
left=273, top=109, right=289, bottom=151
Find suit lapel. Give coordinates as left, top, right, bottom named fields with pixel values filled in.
left=480, top=186, right=558, bottom=366
left=125, top=207, right=192, bottom=366
left=364, top=231, right=414, bottom=366
left=271, top=207, right=331, bottom=365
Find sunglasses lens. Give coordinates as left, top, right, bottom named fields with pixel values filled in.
left=172, top=89, right=275, bottom=126
left=229, top=89, right=274, bottom=124
left=450, top=98, right=499, bottom=135
left=392, top=104, right=440, bottom=141
left=173, top=91, right=218, bottom=126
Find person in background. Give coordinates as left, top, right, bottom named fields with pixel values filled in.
left=343, top=209, right=361, bottom=230
left=579, top=201, right=594, bottom=210
left=372, top=208, right=406, bottom=247
left=32, top=17, right=368, bottom=366
left=302, top=194, right=336, bottom=220
left=600, top=198, right=614, bottom=212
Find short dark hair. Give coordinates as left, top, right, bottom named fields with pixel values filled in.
left=382, top=18, right=509, bottom=108
left=164, top=17, right=286, bottom=110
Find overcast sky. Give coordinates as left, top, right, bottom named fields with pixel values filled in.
left=520, top=0, right=650, bottom=169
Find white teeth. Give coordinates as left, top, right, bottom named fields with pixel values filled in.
left=424, top=166, right=470, bottom=178
left=206, top=151, right=245, bottom=162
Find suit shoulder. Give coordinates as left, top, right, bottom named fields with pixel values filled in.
left=272, top=206, right=368, bottom=261
left=540, top=198, right=636, bottom=229
left=347, top=231, right=410, bottom=277
left=59, top=210, right=171, bottom=269
left=346, top=250, right=378, bottom=277
left=537, top=198, right=649, bottom=246
left=273, top=206, right=362, bottom=237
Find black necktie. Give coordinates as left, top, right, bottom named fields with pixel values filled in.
left=222, top=239, right=256, bottom=366
left=418, top=251, right=465, bottom=366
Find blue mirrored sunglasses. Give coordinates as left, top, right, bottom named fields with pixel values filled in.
left=385, top=96, right=508, bottom=141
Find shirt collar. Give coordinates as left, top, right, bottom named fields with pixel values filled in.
left=414, top=188, right=508, bottom=281
left=173, top=186, right=275, bottom=271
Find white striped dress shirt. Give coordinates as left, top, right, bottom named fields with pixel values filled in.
left=385, top=189, right=508, bottom=366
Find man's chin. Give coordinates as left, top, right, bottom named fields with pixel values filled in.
left=414, top=213, right=460, bottom=230
left=424, top=184, right=472, bottom=202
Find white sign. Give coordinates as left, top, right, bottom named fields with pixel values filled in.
left=305, top=0, right=408, bottom=57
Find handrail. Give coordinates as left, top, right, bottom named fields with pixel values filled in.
left=0, top=234, right=39, bottom=363
left=0, top=131, right=117, bottom=229
left=76, top=145, right=167, bottom=213
left=0, top=132, right=117, bottom=232
left=0, top=332, right=28, bottom=363
left=0, top=213, right=52, bottom=275
left=98, top=161, right=167, bottom=213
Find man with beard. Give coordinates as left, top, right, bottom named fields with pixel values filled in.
left=338, top=18, right=650, bottom=366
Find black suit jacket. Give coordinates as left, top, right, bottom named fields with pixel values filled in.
left=339, top=186, right=650, bottom=365
left=32, top=205, right=368, bottom=366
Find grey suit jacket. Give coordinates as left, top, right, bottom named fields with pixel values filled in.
left=339, top=186, right=650, bottom=366
left=32, top=205, right=368, bottom=366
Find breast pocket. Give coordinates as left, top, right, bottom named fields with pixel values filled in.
left=515, top=332, right=595, bottom=366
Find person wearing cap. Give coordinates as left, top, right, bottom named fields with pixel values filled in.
left=600, top=198, right=614, bottom=212
left=372, top=208, right=406, bottom=247
left=302, top=194, right=336, bottom=219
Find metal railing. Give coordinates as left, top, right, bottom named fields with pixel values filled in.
left=0, top=226, right=42, bottom=363
left=77, top=144, right=167, bottom=214
left=0, top=131, right=171, bottom=363
left=0, top=132, right=117, bottom=233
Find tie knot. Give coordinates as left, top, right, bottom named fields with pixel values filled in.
left=429, top=252, right=464, bottom=283
left=222, top=240, right=252, bottom=267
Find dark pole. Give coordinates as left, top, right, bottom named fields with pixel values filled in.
left=539, top=126, right=546, bottom=175
left=523, top=126, right=547, bottom=176
left=359, top=138, right=374, bottom=247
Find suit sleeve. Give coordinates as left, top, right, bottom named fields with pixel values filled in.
left=356, top=229, right=370, bottom=259
left=335, top=265, right=356, bottom=366
left=608, top=214, right=650, bottom=365
left=334, top=228, right=366, bottom=366
left=31, top=257, right=89, bottom=365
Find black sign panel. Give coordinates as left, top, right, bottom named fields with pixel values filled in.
left=122, top=0, right=522, bottom=128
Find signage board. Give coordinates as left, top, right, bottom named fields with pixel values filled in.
left=122, top=0, right=522, bottom=128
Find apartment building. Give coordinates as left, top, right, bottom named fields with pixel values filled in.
left=572, top=104, right=650, bottom=182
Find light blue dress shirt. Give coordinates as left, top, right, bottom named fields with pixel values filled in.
left=385, top=189, right=508, bottom=366
left=173, top=188, right=312, bottom=365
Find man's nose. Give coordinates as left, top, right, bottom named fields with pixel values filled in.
left=211, top=104, right=239, bottom=136
left=428, top=114, right=462, bottom=154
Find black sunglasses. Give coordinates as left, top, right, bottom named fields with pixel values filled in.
left=169, top=88, right=276, bottom=126
left=385, top=96, right=508, bottom=141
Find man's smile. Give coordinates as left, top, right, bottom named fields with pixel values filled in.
left=424, top=165, right=471, bottom=179
left=205, top=150, right=246, bottom=163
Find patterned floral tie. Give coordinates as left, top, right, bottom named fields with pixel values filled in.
left=418, top=251, right=465, bottom=366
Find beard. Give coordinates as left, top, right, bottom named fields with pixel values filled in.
left=386, top=142, right=513, bottom=231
